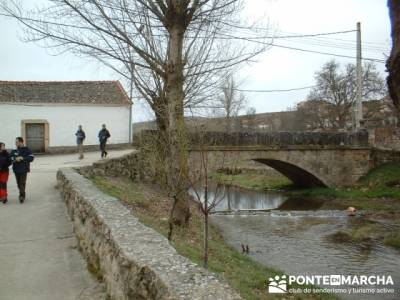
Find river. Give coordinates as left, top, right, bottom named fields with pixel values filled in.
left=192, top=185, right=400, bottom=299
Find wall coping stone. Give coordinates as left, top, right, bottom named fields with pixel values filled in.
left=57, top=167, right=241, bottom=300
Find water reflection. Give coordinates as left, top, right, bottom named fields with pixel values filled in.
left=189, top=185, right=288, bottom=212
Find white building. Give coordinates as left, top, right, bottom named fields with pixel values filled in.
left=0, top=81, right=132, bottom=153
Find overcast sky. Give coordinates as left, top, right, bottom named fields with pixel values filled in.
left=0, top=0, right=391, bottom=122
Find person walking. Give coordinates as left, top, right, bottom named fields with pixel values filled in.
left=75, top=125, right=86, bottom=159
left=11, top=137, right=34, bottom=204
left=0, top=142, right=11, bottom=204
left=98, top=124, right=111, bottom=158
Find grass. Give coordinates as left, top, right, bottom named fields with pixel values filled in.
left=289, top=163, right=400, bottom=212
left=302, top=163, right=400, bottom=199
left=90, top=175, right=336, bottom=300
left=210, top=170, right=293, bottom=191
left=327, top=221, right=386, bottom=244
left=384, top=232, right=400, bottom=249
left=360, top=163, right=400, bottom=186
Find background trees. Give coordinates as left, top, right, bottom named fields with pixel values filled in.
left=307, top=59, right=386, bottom=129
left=213, top=75, right=247, bottom=132
left=0, top=0, right=270, bottom=225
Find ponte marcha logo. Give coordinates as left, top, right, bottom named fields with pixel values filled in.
left=268, top=275, right=287, bottom=293
left=267, top=274, right=394, bottom=295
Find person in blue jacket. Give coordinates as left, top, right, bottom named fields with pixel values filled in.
left=75, top=125, right=86, bottom=159
left=10, top=137, right=34, bottom=203
left=98, top=124, right=111, bottom=158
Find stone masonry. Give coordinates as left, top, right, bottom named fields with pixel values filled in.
left=188, top=147, right=372, bottom=187
left=57, top=168, right=241, bottom=300
left=135, top=130, right=400, bottom=188
left=79, top=151, right=145, bottom=181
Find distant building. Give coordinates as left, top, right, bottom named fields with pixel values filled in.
left=0, top=81, right=132, bottom=153
left=363, top=96, right=399, bottom=128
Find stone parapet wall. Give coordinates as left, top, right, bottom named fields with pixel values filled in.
left=46, top=143, right=133, bottom=155
left=79, top=151, right=145, bottom=181
left=370, top=127, right=400, bottom=151
left=136, top=130, right=369, bottom=148
left=371, top=148, right=400, bottom=166
left=57, top=168, right=241, bottom=300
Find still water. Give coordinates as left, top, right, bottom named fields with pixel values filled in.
left=198, top=185, right=400, bottom=300
left=190, top=185, right=288, bottom=211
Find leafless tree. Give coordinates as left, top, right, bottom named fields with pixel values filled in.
left=308, top=59, right=386, bottom=129
left=0, top=0, right=270, bottom=225
left=185, top=128, right=237, bottom=269
left=244, top=106, right=257, bottom=131
left=293, top=100, right=334, bottom=131
left=214, top=75, right=247, bottom=132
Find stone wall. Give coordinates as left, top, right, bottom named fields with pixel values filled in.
left=370, top=127, right=400, bottom=151
left=57, top=168, right=241, bottom=300
left=189, top=148, right=372, bottom=188
left=79, top=151, right=146, bottom=181
left=371, top=148, right=400, bottom=166
left=190, top=131, right=369, bottom=147
left=136, top=130, right=369, bottom=148
left=46, top=143, right=133, bottom=155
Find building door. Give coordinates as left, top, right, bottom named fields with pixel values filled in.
left=26, top=123, right=45, bottom=153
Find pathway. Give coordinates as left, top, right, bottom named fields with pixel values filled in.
left=0, top=149, right=133, bottom=300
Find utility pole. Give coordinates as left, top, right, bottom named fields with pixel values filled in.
left=355, top=22, right=363, bottom=131
left=128, top=65, right=134, bottom=144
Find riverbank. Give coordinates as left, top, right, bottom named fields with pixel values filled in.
left=90, top=175, right=336, bottom=300
left=211, top=163, right=400, bottom=250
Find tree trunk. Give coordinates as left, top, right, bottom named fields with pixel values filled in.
left=154, top=101, right=169, bottom=184
left=226, top=114, right=231, bottom=133
left=204, top=186, right=209, bottom=269
left=388, top=0, right=400, bottom=110
left=165, top=24, right=191, bottom=226
left=336, top=105, right=348, bottom=129
left=204, top=211, right=209, bottom=269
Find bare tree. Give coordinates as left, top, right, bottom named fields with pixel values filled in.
left=308, top=60, right=386, bottom=129
left=214, top=75, right=247, bottom=132
left=185, top=128, right=237, bottom=269
left=294, top=100, right=334, bottom=131
left=0, top=0, right=271, bottom=226
left=242, top=106, right=256, bottom=132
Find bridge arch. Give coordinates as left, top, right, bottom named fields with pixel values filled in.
left=253, top=158, right=328, bottom=188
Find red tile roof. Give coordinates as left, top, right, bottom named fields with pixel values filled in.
left=0, top=80, right=132, bottom=105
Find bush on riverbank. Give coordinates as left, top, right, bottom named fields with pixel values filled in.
left=327, top=220, right=387, bottom=244
left=384, top=232, right=400, bottom=249
left=90, top=175, right=336, bottom=300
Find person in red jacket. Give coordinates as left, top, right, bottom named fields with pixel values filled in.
left=0, top=142, right=12, bottom=204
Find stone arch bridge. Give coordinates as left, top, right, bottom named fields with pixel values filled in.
left=186, top=131, right=390, bottom=188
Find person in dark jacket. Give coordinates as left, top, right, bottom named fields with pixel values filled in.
left=0, top=142, right=11, bottom=204
left=75, top=125, right=86, bottom=159
left=10, top=137, right=34, bottom=203
left=98, top=124, right=111, bottom=158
